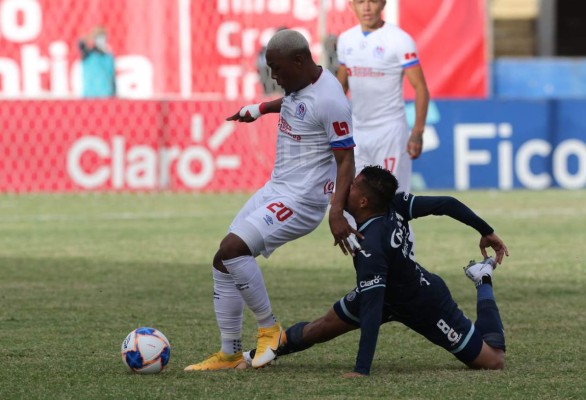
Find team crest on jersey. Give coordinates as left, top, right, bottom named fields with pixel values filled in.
left=345, top=289, right=357, bottom=302
left=323, top=179, right=335, bottom=194
left=295, top=102, right=307, bottom=120
left=373, top=46, right=385, bottom=59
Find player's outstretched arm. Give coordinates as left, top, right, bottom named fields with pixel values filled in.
left=226, top=97, right=283, bottom=122
left=408, top=195, right=509, bottom=263
left=479, top=232, right=509, bottom=265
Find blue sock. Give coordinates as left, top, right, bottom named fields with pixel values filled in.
left=278, top=322, right=313, bottom=356
left=475, top=284, right=506, bottom=350
left=477, top=283, right=495, bottom=302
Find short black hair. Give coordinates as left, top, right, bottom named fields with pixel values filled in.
left=357, top=165, right=398, bottom=212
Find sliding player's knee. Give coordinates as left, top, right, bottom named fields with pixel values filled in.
left=480, top=350, right=505, bottom=370
left=490, top=351, right=505, bottom=370
left=469, top=343, right=505, bottom=370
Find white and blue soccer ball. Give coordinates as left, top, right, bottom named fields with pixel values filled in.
left=121, top=327, right=171, bottom=374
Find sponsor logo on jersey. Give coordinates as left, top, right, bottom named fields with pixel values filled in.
left=278, top=116, right=301, bottom=141
left=359, top=275, right=382, bottom=289
left=346, top=67, right=384, bottom=78
left=263, top=214, right=273, bottom=225
left=436, top=319, right=463, bottom=346
left=295, top=102, right=307, bottom=120
left=373, top=46, right=385, bottom=59
left=404, top=52, right=418, bottom=60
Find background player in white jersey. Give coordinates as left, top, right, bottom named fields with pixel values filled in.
left=337, top=0, right=430, bottom=192
left=185, top=30, right=359, bottom=371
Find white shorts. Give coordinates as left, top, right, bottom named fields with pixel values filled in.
left=229, top=183, right=328, bottom=258
left=354, top=121, right=412, bottom=193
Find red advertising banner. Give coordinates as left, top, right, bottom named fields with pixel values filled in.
left=400, top=0, right=488, bottom=98
left=0, top=0, right=487, bottom=100
left=0, top=100, right=278, bottom=192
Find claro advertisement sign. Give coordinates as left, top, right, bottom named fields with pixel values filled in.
left=1, top=99, right=584, bottom=192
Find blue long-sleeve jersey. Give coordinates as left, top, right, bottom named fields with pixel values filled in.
left=352, top=192, right=493, bottom=375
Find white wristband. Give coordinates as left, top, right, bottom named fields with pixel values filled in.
left=348, top=234, right=362, bottom=251
left=239, top=103, right=262, bottom=120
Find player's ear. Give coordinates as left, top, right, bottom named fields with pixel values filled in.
left=292, top=53, right=304, bottom=69
left=359, top=195, right=369, bottom=209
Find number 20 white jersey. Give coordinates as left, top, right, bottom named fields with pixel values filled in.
left=337, top=23, right=420, bottom=133
left=269, top=69, right=355, bottom=207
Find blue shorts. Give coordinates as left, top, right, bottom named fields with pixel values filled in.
left=333, top=269, right=483, bottom=364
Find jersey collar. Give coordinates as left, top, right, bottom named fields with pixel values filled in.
left=357, top=215, right=384, bottom=233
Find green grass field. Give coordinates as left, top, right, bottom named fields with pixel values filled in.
left=1, top=190, right=585, bottom=399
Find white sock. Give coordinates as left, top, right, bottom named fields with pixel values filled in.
left=212, top=268, right=244, bottom=355
left=223, top=255, right=277, bottom=328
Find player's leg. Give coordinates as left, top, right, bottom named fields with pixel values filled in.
left=369, top=124, right=411, bottom=193
left=231, top=195, right=326, bottom=368
left=401, top=265, right=504, bottom=370
left=184, top=234, right=257, bottom=371
left=282, top=288, right=366, bottom=353
left=369, top=127, right=417, bottom=255
left=395, top=266, right=486, bottom=367
left=187, top=186, right=283, bottom=370
left=243, top=289, right=362, bottom=365
left=464, top=257, right=506, bottom=369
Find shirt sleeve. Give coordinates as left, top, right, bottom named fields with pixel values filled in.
left=390, top=192, right=416, bottom=220
left=394, top=28, right=420, bottom=69
left=353, top=238, right=388, bottom=375
left=317, top=79, right=355, bottom=150
left=410, top=195, right=494, bottom=236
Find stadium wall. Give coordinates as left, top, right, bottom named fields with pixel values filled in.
left=1, top=99, right=585, bottom=193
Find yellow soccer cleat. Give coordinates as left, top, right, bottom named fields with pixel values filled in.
left=184, top=351, right=247, bottom=371
left=251, top=323, right=283, bottom=368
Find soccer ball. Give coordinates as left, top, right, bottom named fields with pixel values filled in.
left=121, top=327, right=171, bottom=374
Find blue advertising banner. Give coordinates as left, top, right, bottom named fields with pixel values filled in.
left=408, top=100, right=586, bottom=190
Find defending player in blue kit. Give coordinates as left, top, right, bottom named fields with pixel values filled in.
left=245, top=166, right=509, bottom=376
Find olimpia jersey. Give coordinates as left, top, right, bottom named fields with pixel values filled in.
left=337, top=23, right=420, bottom=132
left=269, top=69, right=355, bottom=206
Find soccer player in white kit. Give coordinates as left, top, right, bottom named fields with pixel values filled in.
left=185, top=30, right=359, bottom=371
left=337, top=0, right=430, bottom=192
